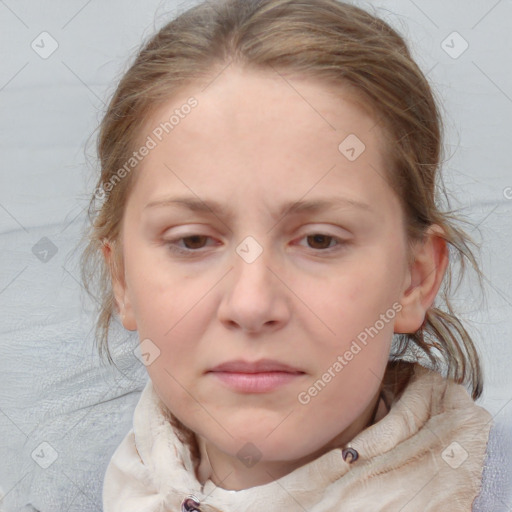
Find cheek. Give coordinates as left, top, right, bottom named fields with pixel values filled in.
left=126, top=257, right=214, bottom=370
left=124, top=243, right=187, bottom=324
left=322, top=256, right=402, bottom=328
left=130, top=282, right=207, bottom=360
left=306, top=250, right=404, bottom=374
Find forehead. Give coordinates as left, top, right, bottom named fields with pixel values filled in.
left=128, top=66, right=395, bottom=216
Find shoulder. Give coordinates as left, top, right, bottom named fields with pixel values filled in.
left=472, top=411, right=512, bottom=511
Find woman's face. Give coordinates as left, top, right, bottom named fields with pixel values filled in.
left=112, top=66, right=416, bottom=480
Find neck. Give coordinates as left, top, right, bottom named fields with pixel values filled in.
left=195, top=385, right=387, bottom=490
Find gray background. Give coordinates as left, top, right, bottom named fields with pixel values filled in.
left=0, top=0, right=511, bottom=510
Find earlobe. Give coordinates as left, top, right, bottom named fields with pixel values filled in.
left=101, top=239, right=138, bottom=331
left=394, top=225, right=449, bottom=334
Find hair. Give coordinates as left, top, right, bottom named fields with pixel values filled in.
left=79, top=0, right=486, bottom=420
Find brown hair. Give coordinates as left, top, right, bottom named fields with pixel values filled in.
left=79, top=0, right=485, bottom=406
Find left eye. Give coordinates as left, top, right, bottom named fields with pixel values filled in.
left=299, top=233, right=341, bottom=251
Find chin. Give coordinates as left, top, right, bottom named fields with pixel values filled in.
left=208, top=424, right=322, bottom=463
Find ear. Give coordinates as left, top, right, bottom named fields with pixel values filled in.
left=394, top=225, right=449, bottom=334
left=101, top=239, right=137, bottom=331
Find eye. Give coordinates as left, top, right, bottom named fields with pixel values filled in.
left=298, top=233, right=346, bottom=252
left=164, top=234, right=216, bottom=255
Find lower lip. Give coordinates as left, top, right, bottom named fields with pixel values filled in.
left=209, top=371, right=304, bottom=393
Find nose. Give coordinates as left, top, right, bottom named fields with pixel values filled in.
left=217, top=241, right=290, bottom=334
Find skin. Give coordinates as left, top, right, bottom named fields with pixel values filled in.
left=104, top=65, right=448, bottom=491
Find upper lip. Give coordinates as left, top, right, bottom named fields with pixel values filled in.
left=208, top=359, right=304, bottom=374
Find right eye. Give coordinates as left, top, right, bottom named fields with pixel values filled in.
left=164, top=234, right=216, bottom=255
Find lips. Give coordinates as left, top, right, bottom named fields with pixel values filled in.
left=208, top=358, right=304, bottom=374
left=207, top=359, right=305, bottom=393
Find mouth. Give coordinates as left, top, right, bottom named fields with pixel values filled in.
left=207, top=359, right=306, bottom=393
left=208, top=358, right=304, bottom=374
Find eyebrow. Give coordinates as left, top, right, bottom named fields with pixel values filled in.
left=143, top=195, right=373, bottom=220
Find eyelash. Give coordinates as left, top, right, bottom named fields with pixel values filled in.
left=164, top=233, right=348, bottom=256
